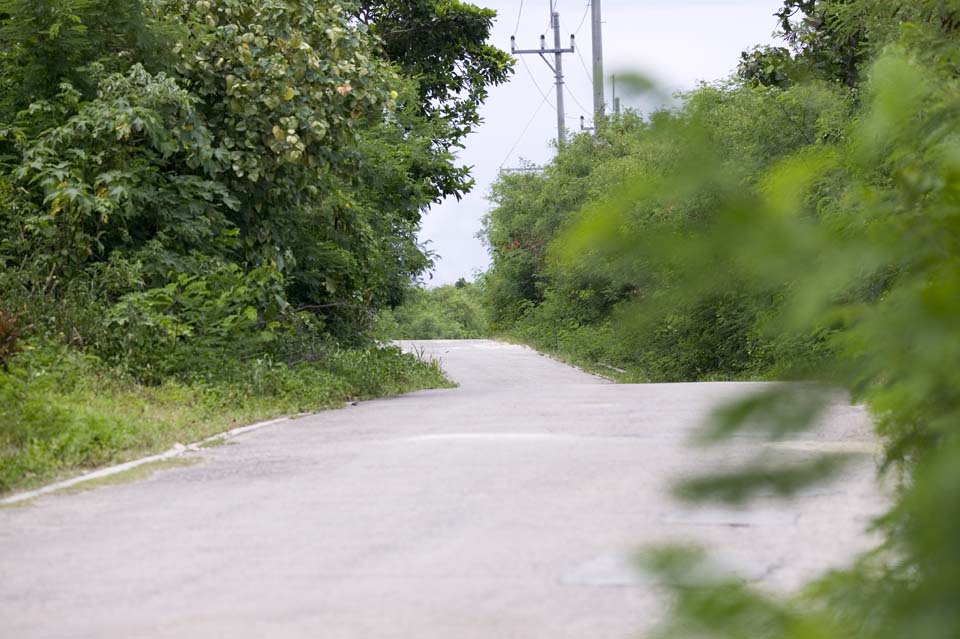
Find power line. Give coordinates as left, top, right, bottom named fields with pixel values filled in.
left=571, top=1, right=596, bottom=123
left=498, top=92, right=552, bottom=170
left=520, top=56, right=577, bottom=125
left=519, top=55, right=555, bottom=108
left=519, top=57, right=577, bottom=123
left=512, top=0, right=524, bottom=36
left=575, top=41, right=593, bottom=83
left=565, top=84, right=591, bottom=116
left=571, top=0, right=594, bottom=83
left=542, top=0, right=558, bottom=36
left=573, top=0, right=590, bottom=36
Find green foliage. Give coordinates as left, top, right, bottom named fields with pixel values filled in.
left=743, top=0, right=960, bottom=88
left=374, top=281, right=489, bottom=339
left=0, top=0, right=171, bottom=127
left=104, top=257, right=290, bottom=378
left=738, top=45, right=797, bottom=88
left=9, top=65, right=234, bottom=277
left=358, top=0, right=514, bottom=197
left=1, top=0, right=510, bottom=342
left=641, top=546, right=847, bottom=639
left=482, top=82, right=849, bottom=380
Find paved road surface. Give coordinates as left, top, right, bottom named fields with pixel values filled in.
left=0, top=340, right=885, bottom=638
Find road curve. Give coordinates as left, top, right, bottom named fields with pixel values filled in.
left=0, top=339, right=885, bottom=638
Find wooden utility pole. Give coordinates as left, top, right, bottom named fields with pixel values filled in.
left=511, top=8, right=575, bottom=147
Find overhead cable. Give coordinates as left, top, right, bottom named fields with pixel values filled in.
left=498, top=92, right=552, bottom=170
left=512, top=0, right=524, bottom=36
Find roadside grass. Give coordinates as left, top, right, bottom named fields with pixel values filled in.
left=0, top=341, right=452, bottom=495
left=496, top=322, right=778, bottom=384
left=490, top=333, right=617, bottom=382
left=492, top=330, right=650, bottom=383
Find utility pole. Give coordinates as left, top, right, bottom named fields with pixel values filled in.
left=591, top=0, right=605, bottom=121
left=612, top=74, right=621, bottom=116
left=511, top=9, right=575, bottom=147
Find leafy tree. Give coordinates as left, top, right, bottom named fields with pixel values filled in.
left=9, top=66, right=235, bottom=281
left=737, top=45, right=797, bottom=88
left=481, top=79, right=849, bottom=379
left=0, top=0, right=170, bottom=125
left=773, top=0, right=866, bottom=87
left=357, top=0, right=513, bottom=200
left=743, top=1, right=960, bottom=89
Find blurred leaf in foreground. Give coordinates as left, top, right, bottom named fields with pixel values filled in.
left=557, top=20, right=960, bottom=639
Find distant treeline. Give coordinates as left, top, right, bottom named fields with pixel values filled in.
left=375, top=279, right=488, bottom=340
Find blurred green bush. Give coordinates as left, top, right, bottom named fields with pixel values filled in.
left=482, top=1, right=960, bottom=636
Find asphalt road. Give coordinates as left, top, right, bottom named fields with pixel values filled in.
left=0, top=340, right=886, bottom=638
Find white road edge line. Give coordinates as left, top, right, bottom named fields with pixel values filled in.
left=0, top=413, right=312, bottom=506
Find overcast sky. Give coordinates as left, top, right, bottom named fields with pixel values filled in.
left=418, top=0, right=784, bottom=286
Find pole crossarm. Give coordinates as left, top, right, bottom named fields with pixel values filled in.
left=510, top=11, right=575, bottom=148
left=510, top=41, right=575, bottom=55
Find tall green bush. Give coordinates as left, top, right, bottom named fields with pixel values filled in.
left=0, top=0, right=511, bottom=365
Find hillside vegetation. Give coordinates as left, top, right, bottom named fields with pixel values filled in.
left=0, top=0, right=511, bottom=493
left=482, top=1, right=960, bottom=637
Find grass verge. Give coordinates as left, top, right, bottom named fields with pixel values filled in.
left=492, top=332, right=647, bottom=383
left=0, top=341, right=452, bottom=495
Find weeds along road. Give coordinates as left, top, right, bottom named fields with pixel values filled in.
left=0, top=339, right=885, bottom=638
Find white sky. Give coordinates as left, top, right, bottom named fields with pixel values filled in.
left=418, top=0, right=784, bottom=285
